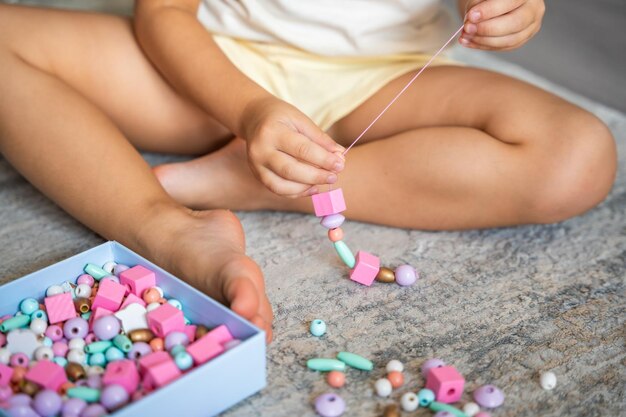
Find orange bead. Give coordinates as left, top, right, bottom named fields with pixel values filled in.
left=11, top=366, right=26, bottom=383
left=387, top=371, right=404, bottom=389
left=326, top=370, right=346, bottom=388
left=149, top=337, right=164, bottom=352
left=59, top=382, right=75, bottom=395
left=328, top=227, right=344, bottom=243
left=142, top=288, right=160, bottom=304
left=157, top=297, right=167, bottom=305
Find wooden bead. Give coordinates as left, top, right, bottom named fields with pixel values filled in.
left=382, top=404, right=400, bottom=417
left=74, top=297, right=91, bottom=314
left=149, top=337, right=164, bottom=352
left=65, top=362, right=86, bottom=381
left=195, top=325, right=210, bottom=340
left=128, top=328, right=155, bottom=343
left=20, top=379, right=40, bottom=396
left=376, top=267, right=395, bottom=283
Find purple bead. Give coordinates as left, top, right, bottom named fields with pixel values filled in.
left=8, top=394, right=32, bottom=407
left=113, top=264, right=130, bottom=276
left=100, top=384, right=129, bottom=411
left=314, top=393, right=345, bottom=417
left=421, top=358, right=446, bottom=378
left=473, top=385, right=505, bottom=408
left=320, top=214, right=345, bottom=229
left=76, top=274, right=95, bottom=287
left=64, top=317, right=89, bottom=340
left=7, top=405, right=39, bottom=417
left=127, top=342, right=151, bottom=360
left=33, top=390, right=62, bottom=417
left=101, top=275, right=120, bottom=285
left=164, top=331, right=189, bottom=351
left=45, top=325, right=64, bottom=342
left=62, top=398, right=87, bottom=417
left=394, top=264, right=417, bottom=286
left=92, top=316, right=121, bottom=341
left=434, top=412, right=454, bottom=417
left=0, top=385, right=14, bottom=402
left=80, top=404, right=108, bottom=417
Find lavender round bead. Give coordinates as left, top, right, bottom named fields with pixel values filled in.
left=473, top=385, right=505, bottom=409
left=0, top=386, right=15, bottom=402
left=314, top=393, right=346, bottom=417
left=164, top=331, right=189, bottom=351
left=127, top=342, right=151, bottom=360
left=7, top=405, right=40, bottom=417
left=421, top=358, right=446, bottom=378
left=113, top=264, right=130, bottom=276
left=92, top=316, right=120, bottom=341
left=80, top=404, right=108, bottom=417
left=100, top=384, right=129, bottom=411
left=61, top=398, right=87, bottom=417
left=394, top=265, right=417, bottom=286
left=8, top=394, right=32, bottom=407
left=320, top=214, right=345, bottom=229
left=434, top=412, right=454, bottom=417
left=63, top=318, right=89, bottom=340
left=86, top=374, right=103, bottom=390
left=33, top=390, right=62, bottom=417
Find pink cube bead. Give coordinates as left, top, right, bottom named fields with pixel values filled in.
left=425, top=365, right=465, bottom=404
left=25, top=360, right=68, bottom=391
left=119, top=265, right=156, bottom=298
left=146, top=303, right=185, bottom=338
left=184, top=325, right=197, bottom=343
left=44, top=293, right=77, bottom=324
left=103, top=360, right=140, bottom=394
left=91, top=279, right=126, bottom=312
left=349, top=251, right=380, bottom=286
left=311, top=188, right=347, bottom=217
left=187, top=333, right=225, bottom=365
left=144, top=356, right=181, bottom=388
left=119, top=293, right=146, bottom=310
left=0, top=363, right=13, bottom=387
left=137, top=351, right=170, bottom=375
left=206, top=325, right=234, bottom=345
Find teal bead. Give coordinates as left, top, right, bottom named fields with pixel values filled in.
left=310, top=319, right=326, bottom=337
left=88, top=352, right=107, bottom=367
left=174, top=351, right=193, bottom=370
left=30, top=310, right=48, bottom=322
left=53, top=357, right=68, bottom=367
left=418, top=389, right=435, bottom=407
left=336, top=351, right=373, bottom=371
left=105, top=346, right=125, bottom=362
left=83, top=263, right=110, bottom=280
left=170, top=345, right=186, bottom=356
left=67, top=387, right=101, bottom=403
left=113, top=335, right=133, bottom=353
left=85, top=340, right=113, bottom=354
left=167, top=299, right=183, bottom=311
left=42, top=337, right=53, bottom=347
left=81, top=312, right=92, bottom=321
left=184, top=317, right=191, bottom=325
left=333, top=241, right=355, bottom=268
left=0, top=314, right=30, bottom=332
left=428, top=401, right=467, bottom=417
left=306, top=358, right=346, bottom=372
left=19, top=298, right=39, bottom=315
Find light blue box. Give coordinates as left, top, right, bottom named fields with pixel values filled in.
left=0, top=242, right=266, bottom=417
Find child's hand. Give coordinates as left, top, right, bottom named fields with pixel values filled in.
left=460, top=0, right=545, bottom=51
left=241, top=97, right=345, bottom=198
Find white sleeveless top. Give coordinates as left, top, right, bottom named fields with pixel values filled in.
left=197, top=0, right=455, bottom=56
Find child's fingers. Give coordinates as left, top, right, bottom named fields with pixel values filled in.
left=270, top=152, right=337, bottom=187
left=467, top=0, right=525, bottom=23
left=257, top=166, right=313, bottom=197
left=292, top=116, right=345, bottom=154
left=464, top=6, right=534, bottom=37
left=279, top=132, right=345, bottom=173
left=461, top=24, right=537, bottom=49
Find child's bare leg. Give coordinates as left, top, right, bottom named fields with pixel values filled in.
left=158, top=67, right=616, bottom=229
left=0, top=5, right=272, bottom=339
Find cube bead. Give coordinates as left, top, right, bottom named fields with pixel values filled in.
left=44, top=293, right=77, bottom=324
left=186, top=334, right=225, bottom=365
left=137, top=351, right=170, bottom=375
left=425, top=366, right=465, bottom=404
left=206, top=325, right=234, bottom=345
left=119, top=265, right=156, bottom=298
left=349, top=251, right=380, bottom=286
left=0, top=363, right=13, bottom=387
left=144, top=356, right=181, bottom=388
left=102, top=360, right=139, bottom=394
left=91, top=279, right=126, bottom=312
left=311, top=189, right=346, bottom=217
left=119, top=293, right=147, bottom=310
left=146, top=303, right=185, bottom=338
left=25, top=360, right=68, bottom=391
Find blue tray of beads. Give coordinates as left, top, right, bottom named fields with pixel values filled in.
left=0, top=241, right=266, bottom=417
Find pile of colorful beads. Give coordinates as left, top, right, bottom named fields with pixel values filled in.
left=311, top=188, right=418, bottom=287
left=0, top=262, right=239, bottom=417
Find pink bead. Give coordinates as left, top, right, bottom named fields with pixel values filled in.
left=349, top=251, right=380, bottom=286
left=137, top=351, right=170, bottom=375
left=44, top=293, right=77, bottom=324
left=475, top=413, right=491, bottom=417
left=119, top=293, right=146, bottom=310
left=91, top=279, right=126, bottom=312
left=311, top=188, right=347, bottom=217
left=88, top=307, right=114, bottom=329
left=183, top=325, right=197, bottom=343
left=206, top=325, right=234, bottom=345
left=25, top=360, right=68, bottom=391
left=76, top=274, right=95, bottom=287
left=10, top=353, right=29, bottom=368
left=45, top=325, right=64, bottom=342
left=425, top=366, right=465, bottom=404
left=0, top=333, right=6, bottom=348
left=0, top=363, right=14, bottom=387
left=119, top=266, right=156, bottom=298
left=52, top=342, right=68, bottom=358
left=328, top=227, right=344, bottom=242
left=146, top=303, right=185, bottom=338
left=102, top=360, right=139, bottom=395
left=84, top=333, right=97, bottom=344
left=143, top=356, right=181, bottom=388
left=186, top=333, right=225, bottom=366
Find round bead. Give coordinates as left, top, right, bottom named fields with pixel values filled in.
left=128, top=329, right=155, bottom=343
left=434, top=412, right=454, bottom=417
left=88, top=352, right=106, bottom=367
left=8, top=393, right=31, bottom=406
left=10, top=353, right=29, bottom=368
left=387, top=370, right=404, bottom=388
left=314, top=393, right=345, bottom=417
left=34, top=346, right=54, bottom=361
left=146, top=302, right=161, bottom=312
left=400, top=392, right=419, bottom=412
left=153, top=286, right=164, bottom=297
left=475, top=413, right=491, bottom=417
left=394, top=265, right=417, bottom=286
left=418, top=388, right=435, bottom=407
left=374, top=378, right=392, bottom=397
left=421, top=358, right=446, bottom=378
left=326, top=371, right=345, bottom=388
left=149, top=338, right=164, bottom=352
left=46, top=285, right=64, bottom=297
left=6, top=405, right=40, bottom=417
left=68, top=338, right=86, bottom=351
left=174, top=351, right=193, bottom=371
left=64, top=318, right=89, bottom=340
left=52, top=341, right=68, bottom=358
left=100, top=384, right=129, bottom=411
left=540, top=371, right=557, bottom=390
left=164, top=331, right=189, bottom=351
left=62, top=398, right=87, bottom=417
left=170, top=344, right=186, bottom=356
left=376, top=267, right=396, bottom=283
left=463, top=402, right=481, bottom=417
left=84, top=333, right=97, bottom=344
left=30, top=310, right=48, bottom=322
left=327, top=228, right=344, bottom=242
left=67, top=348, right=86, bottom=364
left=102, top=261, right=117, bottom=274
left=321, top=214, right=345, bottom=229
left=75, top=284, right=92, bottom=299
left=310, top=319, right=327, bottom=337
left=29, top=318, right=48, bottom=335
left=53, top=357, right=68, bottom=368
left=142, top=288, right=161, bottom=304
left=101, top=275, right=120, bottom=284
left=80, top=404, right=108, bottom=417
left=0, top=348, right=10, bottom=364
left=87, top=374, right=103, bottom=390
left=167, top=299, right=183, bottom=311
left=104, top=347, right=124, bottom=362
left=382, top=404, right=400, bottom=417
left=33, top=389, right=62, bottom=417
left=113, top=264, right=130, bottom=276
left=45, top=325, right=63, bottom=342
left=92, top=316, right=120, bottom=341
left=127, top=342, right=151, bottom=360
left=385, top=359, right=404, bottom=373
left=77, top=274, right=95, bottom=287
left=19, top=298, right=39, bottom=316
left=473, top=385, right=505, bottom=409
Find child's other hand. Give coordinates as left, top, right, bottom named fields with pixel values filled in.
left=460, top=0, right=545, bottom=51
left=241, top=97, right=345, bottom=198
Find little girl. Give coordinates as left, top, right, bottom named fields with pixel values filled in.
left=0, top=0, right=616, bottom=342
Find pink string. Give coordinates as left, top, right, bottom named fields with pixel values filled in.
left=342, top=25, right=464, bottom=156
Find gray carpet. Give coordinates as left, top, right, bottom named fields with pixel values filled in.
left=1, top=50, right=624, bottom=417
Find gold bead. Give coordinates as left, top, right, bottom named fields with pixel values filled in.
left=376, top=267, right=395, bottom=283
left=195, top=325, right=210, bottom=340
left=65, top=362, right=86, bottom=382
left=128, top=328, right=155, bottom=343
left=382, top=404, right=400, bottom=417
left=73, top=297, right=91, bottom=314
left=20, top=380, right=40, bottom=396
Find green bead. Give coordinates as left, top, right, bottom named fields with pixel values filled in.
left=170, top=345, right=186, bottom=356
left=81, top=312, right=92, bottom=321
left=306, top=358, right=347, bottom=372
left=174, top=351, right=193, bottom=370
left=113, top=334, right=132, bottom=353
left=418, top=388, right=435, bottom=407
left=84, top=340, right=113, bottom=354
left=30, top=310, right=48, bottom=322
left=67, top=387, right=101, bottom=403
left=105, top=346, right=124, bottom=362
left=333, top=241, right=355, bottom=268
left=0, top=314, right=31, bottom=332
left=88, top=352, right=106, bottom=367
left=428, top=401, right=468, bottom=417
left=336, top=351, right=373, bottom=371
left=83, top=263, right=110, bottom=280
left=19, top=298, right=39, bottom=315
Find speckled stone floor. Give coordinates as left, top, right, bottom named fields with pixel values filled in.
left=0, top=46, right=624, bottom=417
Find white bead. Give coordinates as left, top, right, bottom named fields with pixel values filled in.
left=401, top=392, right=419, bottom=412
left=0, top=348, right=11, bottom=364
left=74, top=284, right=92, bottom=299
left=146, top=302, right=161, bottom=312
left=386, top=359, right=404, bottom=373
left=540, top=371, right=557, bottom=390
left=67, top=348, right=86, bottom=364
left=114, top=303, right=148, bottom=333
left=34, top=346, right=54, bottom=361
left=463, top=402, right=480, bottom=417
left=374, top=378, right=393, bottom=397
left=153, top=286, right=164, bottom=298
left=60, top=281, right=74, bottom=294
left=86, top=365, right=104, bottom=376
left=68, top=338, right=86, bottom=351
left=29, top=318, right=48, bottom=335
left=102, top=261, right=117, bottom=274
left=46, top=285, right=64, bottom=297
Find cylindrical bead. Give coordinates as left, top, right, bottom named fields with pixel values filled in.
left=428, top=401, right=467, bottom=417
left=67, top=387, right=101, bottom=403
left=336, top=351, right=373, bottom=371
left=333, top=241, right=356, bottom=268
left=306, top=358, right=347, bottom=372
left=83, top=264, right=110, bottom=280
left=112, top=335, right=133, bottom=353
left=84, top=341, right=113, bottom=354
left=0, top=315, right=30, bottom=332
left=128, top=329, right=155, bottom=343
left=73, top=298, right=91, bottom=314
